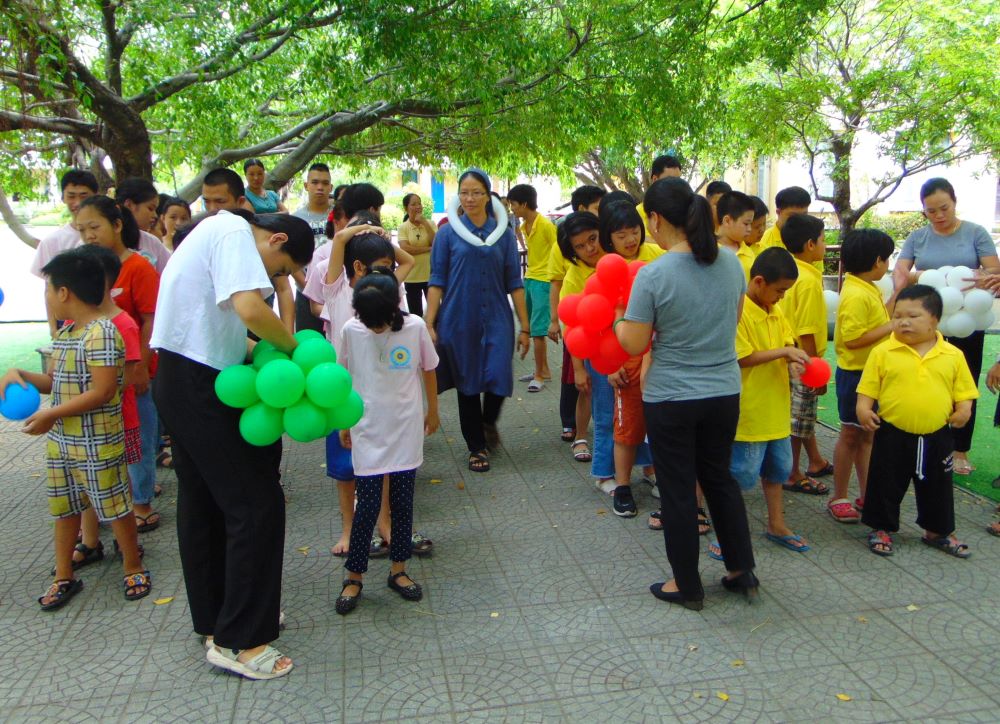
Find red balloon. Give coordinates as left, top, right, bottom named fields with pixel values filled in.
left=584, top=274, right=612, bottom=299
left=628, top=260, right=646, bottom=278
left=558, top=293, right=583, bottom=327
left=591, top=355, right=624, bottom=375
left=577, top=293, right=615, bottom=333
left=596, top=253, right=629, bottom=294
left=564, top=326, right=599, bottom=359
left=800, top=357, right=831, bottom=388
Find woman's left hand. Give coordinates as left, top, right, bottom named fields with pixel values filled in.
left=516, top=331, right=530, bottom=359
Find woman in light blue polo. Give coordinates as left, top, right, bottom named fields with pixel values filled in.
left=243, top=159, right=288, bottom=214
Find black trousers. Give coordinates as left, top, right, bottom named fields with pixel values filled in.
left=861, top=421, right=955, bottom=535
left=944, top=330, right=982, bottom=453
left=295, top=290, right=325, bottom=334
left=457, top=391, right=505, bottom=453
left=154, top=350, right=285, bottom=649
left=405, top=282, right=428, bottom=318
left=644, top=394, right=755, bottom=595
left=559, top=383, right=579, bottom=430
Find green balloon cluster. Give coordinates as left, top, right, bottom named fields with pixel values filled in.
left=217, top=337, right=364, bottom=446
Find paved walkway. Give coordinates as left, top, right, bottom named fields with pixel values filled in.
left=1, top=352, right=998, bottom=723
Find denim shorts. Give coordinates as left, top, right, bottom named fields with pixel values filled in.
left=835, top=367, right=864, bottom=426
left=730, top=438, right=793, bottom=491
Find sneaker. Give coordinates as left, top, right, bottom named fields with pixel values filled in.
left=595, top=478, right=616, bottom=495
left=613, top=486, right=638, bottom=518
left=642, top=475, right=660, bottom=499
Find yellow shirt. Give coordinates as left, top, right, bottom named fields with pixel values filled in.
left=857, top=333, right=978, bottom=435
left=637, top=203, right=652, bottom=236
left=834, top=274, right=889, bottom=371
left=397, top=219, right=432, bottom=284
left=634, top=243, right=665, bottom=262
left=723, top=243, right=756, bottom=281
left=547, top=244, right=570, bottom=283
left=735, top=298, right=795, bottom=441
left=780, top=258, right=827, bottom=357
left=751, top=224, right=783, bottom=255
left=560, top=260, right=596, bottom=299
left=524, top=213, right=557, bottom=282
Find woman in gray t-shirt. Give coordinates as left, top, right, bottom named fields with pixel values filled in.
left=614, top=178, right=757, bottom=609
left=892, top=178, right=1000, bottom=474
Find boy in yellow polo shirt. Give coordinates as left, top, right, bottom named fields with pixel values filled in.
left=509, top=184, right=556, bottom=391
left=716, top=191, right=757, bottom=280
left=753, top=186, right=811, bottom=254
left=779, top=213, right=834, bottom=494
left=857, top=285, right=977, bottom=558
left=708, top=248, right=813, bottom=562
left=829, top=229, right=895, bottom=523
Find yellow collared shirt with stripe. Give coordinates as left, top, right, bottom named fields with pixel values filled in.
left=524, top=213, right=557, bottom=282
left=835, top=274, right=889, bottom=371
left=779, top=257, right=828, bottom=358
left=735, top=297, right=796, bottom=441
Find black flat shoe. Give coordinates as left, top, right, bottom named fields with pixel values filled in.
left=648, top=582, right=704, bottom=610
left=387, top=571, right=422, bottom=601
left=721, top=571, right=760, bottom=603
left=336, top=578, right=363, bottom=615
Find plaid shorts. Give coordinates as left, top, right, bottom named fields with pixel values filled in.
left=790, top=379, right=819, bottom=438
left=46, top=444, right=132, bottom=523
left=124, top=426, right=142, bottom=465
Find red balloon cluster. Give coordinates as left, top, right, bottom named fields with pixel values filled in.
left=558, top=255, right=646, bottom=375
left=800, top=357, right=831, bottom=388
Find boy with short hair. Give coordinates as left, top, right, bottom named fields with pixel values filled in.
left=0, top=248, right=150, bottom=610
left=747, top=196, right=769, bottom=247
left=705, top=180, right=733, bottom=230
left=509, top=183, right=556, bottom=391
left=755, top=186, right=811, bottom=254
left=829, top=229, right=895, bottom=522
left=716, top=191, right=757, bottom=280
left=779, top=213, right=834, bottom=495
left=711, top=248, right=813, bottom=559
left=857, top=285, right=977, bottom=558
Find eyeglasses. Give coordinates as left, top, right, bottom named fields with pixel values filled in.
left=459, top=191, right=487, bottom=199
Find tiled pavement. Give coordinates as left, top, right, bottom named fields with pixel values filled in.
left=1, top=352, right=999, bottom=723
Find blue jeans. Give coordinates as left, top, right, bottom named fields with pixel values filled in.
left=129, top=389, right=159, bottom=505
left=586, top=361, right=651, bottom=479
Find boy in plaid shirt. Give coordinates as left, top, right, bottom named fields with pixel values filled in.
left=0, top=248, right=150, bottom=610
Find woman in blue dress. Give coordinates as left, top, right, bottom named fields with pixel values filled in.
left=244, top=159, right=288, bottom=214
left=425, top=168, right=530, bottom=472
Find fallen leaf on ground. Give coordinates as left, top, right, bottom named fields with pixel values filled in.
left=490, top=612, right=499, bottom=618
left=856, top=616, right=868, bottom=624
left=430, top=479, right=442, bottom=484
left=297, top=546, right=310, bottom=555
left=716, top=692, right=729, bottom=702
left=153, top=597, right=174, bottom=605
left=693, top=692, right=703, bottom=699
left=905, top=604, right=920, bottom=612
left=596, top=508, right=607, bottom=515
left=687, top=644, right=699, bottom=652
left=835, top=694, right=852, bottom=702
left=456, top=481, right=465, bottom=490
left=731, top=659, right=744, bottom=667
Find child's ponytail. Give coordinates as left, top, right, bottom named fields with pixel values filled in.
left=117, top=203, right=141, bottom=250
left=352, top=267, right=407, bottom=332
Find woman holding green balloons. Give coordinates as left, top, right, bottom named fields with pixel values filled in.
left=151, top=209, right=314, bottom=680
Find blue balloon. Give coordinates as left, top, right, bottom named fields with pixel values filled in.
left=0, top=286, right=5, bottom=306
left=0, top=382, right=41, bottom=421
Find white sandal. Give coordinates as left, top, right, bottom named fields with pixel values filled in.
left=207, top=644, right=293, bottom=680
left=204, top=611, right=285, bottom=650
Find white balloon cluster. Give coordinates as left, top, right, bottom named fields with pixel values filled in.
left=823, top=289, right=840, bottom=323
left=917, top=266, right=996, bottom=338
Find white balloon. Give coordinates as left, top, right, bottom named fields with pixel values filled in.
left=937, top=287, right=965, bottom=316
left=823, top=290, right=840, bottom=323
left=962, top=288, right=994, bottom=315
left=937, top=265, right=954, bottom=279
left=973, top=310, right=996, bottom=331
left=874, top=275, right=894, bottom=302
left=938, top=314, right=954, bottom=337
left=946, top=265, right=973, bottom=290
left=918, top=269, right=947, bottom=289
left=947, top=310, right=976, bottom=338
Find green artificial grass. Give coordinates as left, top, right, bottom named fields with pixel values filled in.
left=0, top=322, right=50, bottom=374
left=817, top=334, right=1000, bottom=503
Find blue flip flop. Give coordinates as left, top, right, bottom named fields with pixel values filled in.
left=765, top=532, right=810, bottom=553
left=707, top=540, right=724, bottom=562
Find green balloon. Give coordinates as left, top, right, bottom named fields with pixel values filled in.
left=305, top=362, right=352, bottom=408
left=283, top=398, right=327, bottom=442
left=294, top=329, right=326, bottom=344
left=214, top=364, right=259, bottom=408
left=239, top=402, right=284, bottom=446
left=255, top=358, right=306, bottom=408
left=325, top=390, right=365, bottom=430
left=292, top=338, right=337, bottom=373
left=252, top=348, right=290, bottom=370
left=252, top=339, right=276, bottom=360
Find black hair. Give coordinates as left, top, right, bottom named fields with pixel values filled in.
left=74, top=243, right=122, bottom=287
left=774, top=186, right=811, bottom=211
left=458, top=169, right=490, bottom=193
left=243, top=158, right=265, bottom=172
left=401, top=192, right=423, bottom=222
left=750, top=247, right=798, bottom=284
left=556, top=211, right=601, bottom=264
left=716, top=191, right=755, bottom=224
left=896, top=284, right=943, bottom=320
left=749, top=195, right=769, bottom=220
left=344, top=231, right=395, bottom=280
left=324, top=200, right=347, bottom=239
left=643, top=177, right=718, bottom=265
left=841, top=229, right=895, bottom=274
left=705, top=180, right=732, bottom=197
left=60, top=169, right=98, bottom=193
left=333, top=184, right=349, bottom=200
left=342, top=182, right=384, bottom=218
left=251, top=213, right=315, bottom=267
left=158, top=196, right=191, bottom=220
left=78, top=195, right=140, bottom=250
left=115, top=177, right=158, bottom=206
left=599, top=201, right=645, bottom=253
left=570, top=185, right=605, bottom=212
left=597, top=190, right=637, bottom=217
left=41, top=247, right=106, bottom=306
left=651, top=154, right=681, bottom=177
left=919, top=177, right=956, bottom=203
left=780, top=213, right=825, bottom=254
left=347, top=210, right=381, bottom=227
left=507, top=184, right=538, bottom=211
left=307, top=162, right=331, bottom=175
left=352, top=269, right=406, bottom=332
left=203, top=168, right=245, bottom=201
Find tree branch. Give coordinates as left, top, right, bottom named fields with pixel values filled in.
left=0, top=109, right=96, bottom=137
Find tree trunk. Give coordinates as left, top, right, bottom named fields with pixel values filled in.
left=101, top=127, right=154, bottom=183
left=829, top=137, right=859, bottom=233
